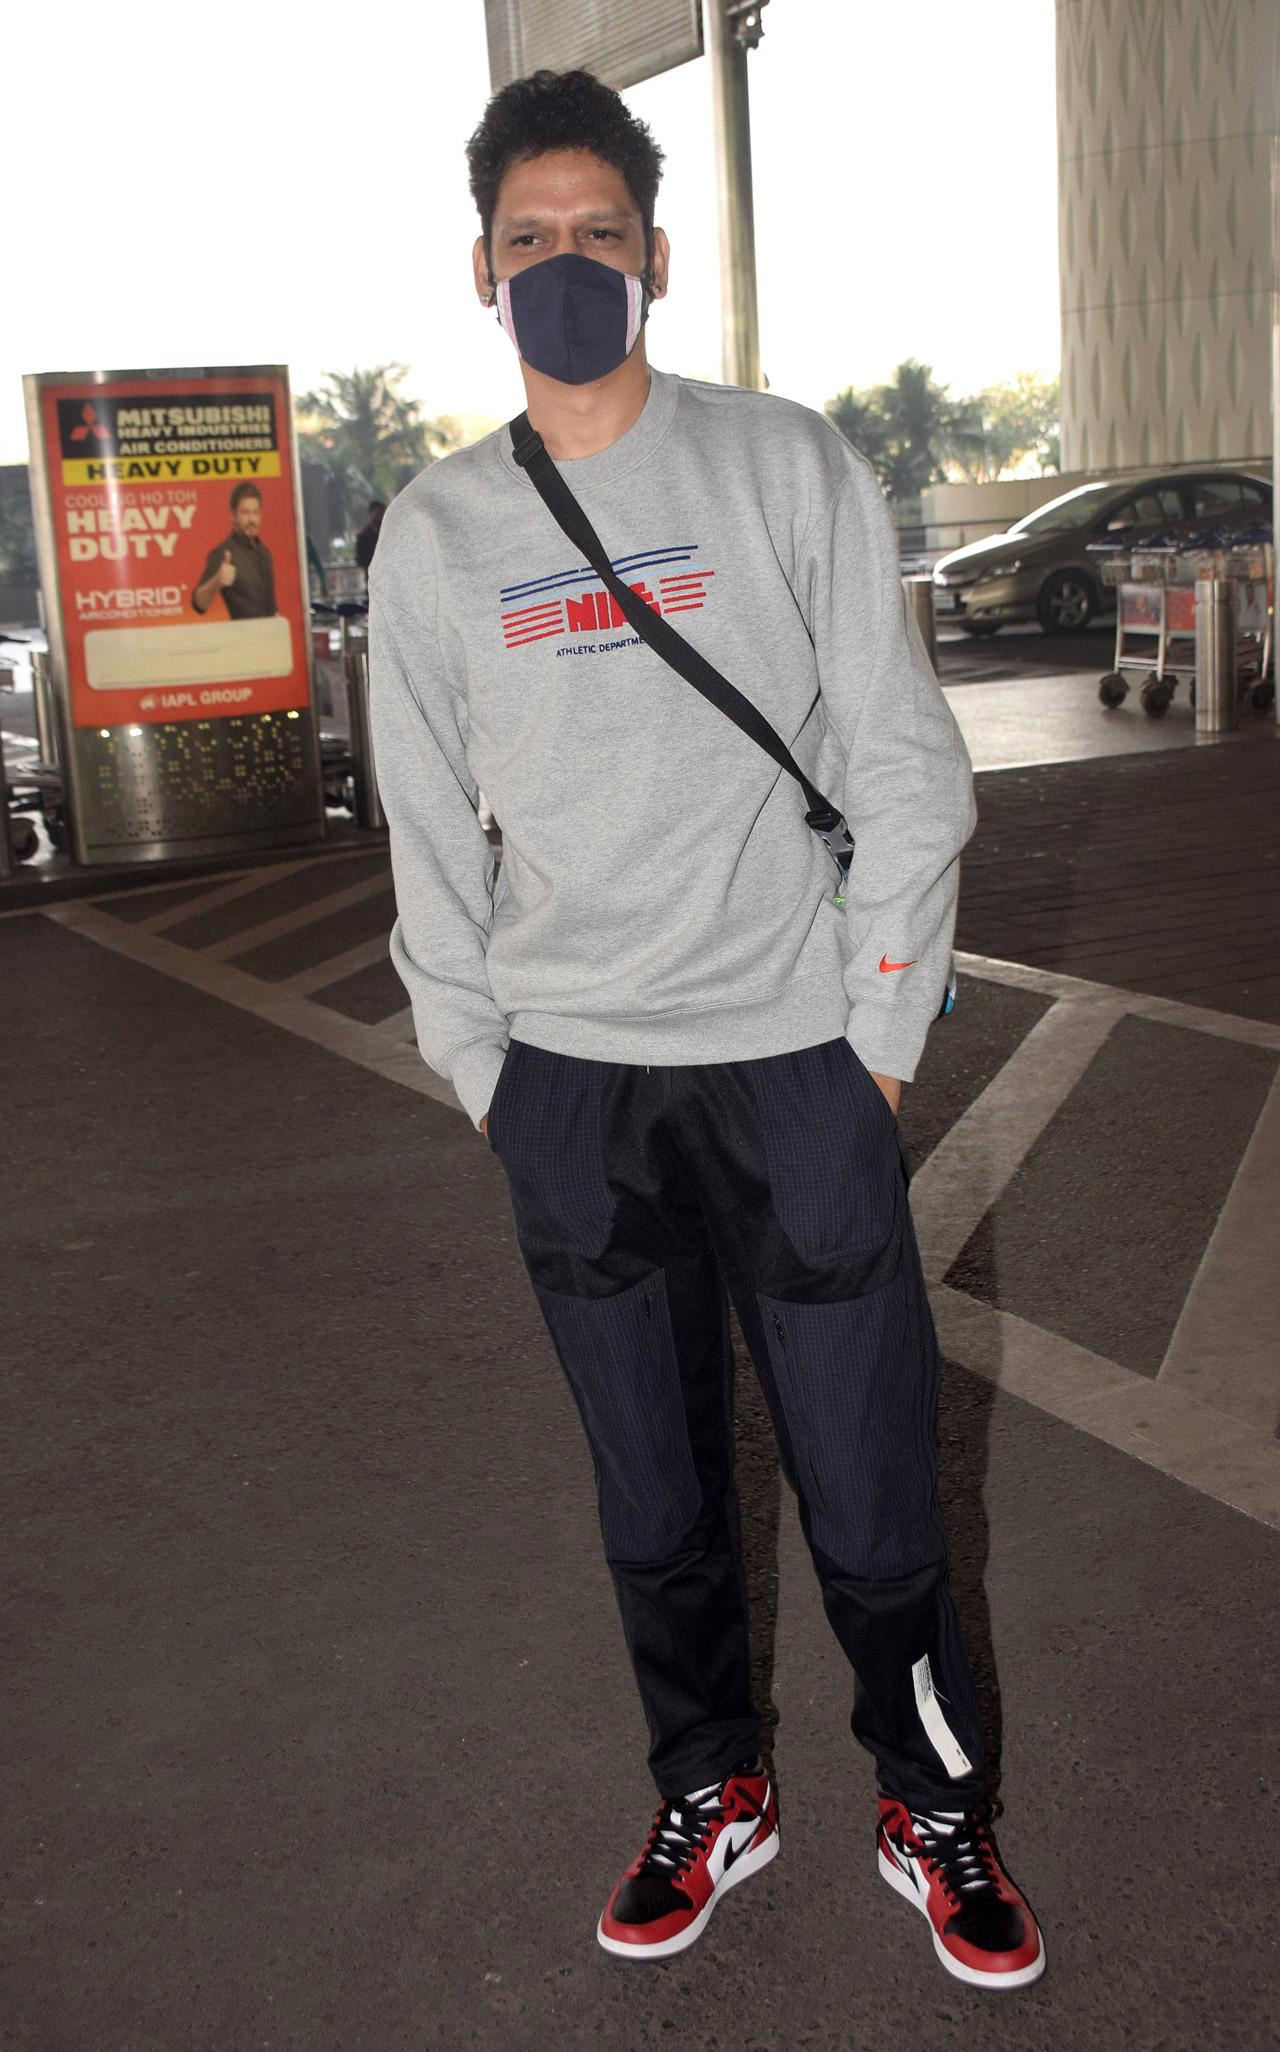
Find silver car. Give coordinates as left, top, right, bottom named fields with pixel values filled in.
left=932, top=470, right=1271, bottom=636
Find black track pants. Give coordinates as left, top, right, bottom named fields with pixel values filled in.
left=487, top=1036, right=986, bottom=1811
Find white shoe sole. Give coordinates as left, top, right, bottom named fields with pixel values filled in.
left=597, top=1829, right=779, bottom=1961
left=878, top=1846, right=1046, bottom=1990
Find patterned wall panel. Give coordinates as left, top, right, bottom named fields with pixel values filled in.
left=1163, top=285, right=1272, bottom=463
left=1062, top=298, right=1166, bottom=469
left=1057, top=0, right=1277, bottom=471
left=1058, top=144, right=1166, bottom=312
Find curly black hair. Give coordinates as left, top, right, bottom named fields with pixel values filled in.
left=466, top=69, right=664, bottom=268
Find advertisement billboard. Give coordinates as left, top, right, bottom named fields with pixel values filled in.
left=25, top=365, right=324, bottom=865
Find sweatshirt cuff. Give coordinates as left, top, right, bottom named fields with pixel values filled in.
left=450, top=1037, right=509, bottom=1129
left=845, top=1001, right=934, bottom=1085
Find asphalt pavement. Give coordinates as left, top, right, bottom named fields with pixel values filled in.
left=3, top=643, right=1280, bottom=2051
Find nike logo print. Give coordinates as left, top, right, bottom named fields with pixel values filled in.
left=721, top=1824, right=757, bottom=1873
left=891, top=1832, right=921, bottom=1890
left=879, top=955, right=916, bottom=973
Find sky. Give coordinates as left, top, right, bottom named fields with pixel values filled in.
left=3, top=0, right=1060, bottom=462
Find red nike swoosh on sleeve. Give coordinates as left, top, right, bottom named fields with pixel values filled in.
left=879, top=955, right=917, bottom=973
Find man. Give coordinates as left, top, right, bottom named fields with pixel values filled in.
left=192, top=482, right=276, bottom=619
left=355, top=499, right=386, bottom=585
left=370, top=69, right=1044, bottom=1990
left=305, top=531, right=329, bottom=601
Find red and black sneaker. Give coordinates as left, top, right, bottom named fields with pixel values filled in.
left=877, top=1798, right=1045, bottom=1990
left=597, top=1768, right=779, bottom=1960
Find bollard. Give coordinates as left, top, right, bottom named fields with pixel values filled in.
left=1194, top=578, right=1237, bottom=734
left=903, top=575, right=938, bottom=674
left=340, top=614, right=386, bottom=830
left=0, top=666, right=14, bottom=880
left=30, top=649, right=59, bottom=767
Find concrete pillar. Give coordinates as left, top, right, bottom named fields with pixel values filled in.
left=1056, top=0, right=1278, bottom=472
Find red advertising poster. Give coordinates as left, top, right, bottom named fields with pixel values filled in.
left=36, top=368, right=309, bottom=730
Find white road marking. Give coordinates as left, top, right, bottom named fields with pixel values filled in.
left=0, top=845, right=385, bottom=924
left=378, top=1004, right=417, bottom=1043
left=43, top=900, right=460, bottom=1113
left=909, top=992, right=1126, bottom=1280
left=34, top=887, right=1280, bottom=1529
left=138, top=859, right=314, bottom=934
left=279, top=933, right=391, bottom=997
left=955, top=950, right=1280, bottom=1055
left=931, top=1285, right=1280, bottom=1532
left=1157, top=1064, right=1280, bottom=1433
left=202, top=871, right=392, bottom=963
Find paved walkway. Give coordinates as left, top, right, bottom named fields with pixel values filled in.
left=947, top=666, right=1278, bottom=772
left=4, top=678, right=1280, bottom=2050
left=957, top=744, right=1280, bottom=1023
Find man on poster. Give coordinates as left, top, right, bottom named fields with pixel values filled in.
left=192, top=482, right=277, bottom=620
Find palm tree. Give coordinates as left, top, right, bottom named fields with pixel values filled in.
left=825, top=388, right=892, bottom=477
left=880, top=361, right=957, bottom=501
left=296, top=366, right=459, bottom=510
left=827, top=361, right=958, bottom=513
left=829, top=363, right=1061, bottom=499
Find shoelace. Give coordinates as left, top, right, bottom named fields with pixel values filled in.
left=638, top=1784, right=726, bottom=1877
left=909, top=1810, right=1002, bottom=1904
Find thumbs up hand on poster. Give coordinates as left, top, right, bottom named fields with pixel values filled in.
left=217, top=549, right=237, bottom=589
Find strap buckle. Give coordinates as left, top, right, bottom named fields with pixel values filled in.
left=805, top=803, right=855, bottom=867
left=510, top=420, right=544, bottom=469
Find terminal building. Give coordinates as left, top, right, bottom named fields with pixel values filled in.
left=1057, top=0, right=1275, bottom=473
left=926, top=0, right=1276, bottom=546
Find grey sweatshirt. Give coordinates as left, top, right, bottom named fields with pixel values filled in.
left=369, top=369, right=976, bottom=1128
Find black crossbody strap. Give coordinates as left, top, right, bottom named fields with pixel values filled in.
left=509, top=412, right=855, bottom=871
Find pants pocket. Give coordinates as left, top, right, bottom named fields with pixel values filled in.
left=757, top=1276, right=942, bottom=1578
left=748, top=1039, right=902, bottom=1261
left=485, top=1043, right=516, bottom=1151
left=535, top=1270, right=701, bottom=1562
left=490, top=1044, right=614, bottom=1259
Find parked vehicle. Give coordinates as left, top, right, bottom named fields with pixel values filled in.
left=2, top=631, right=68, bottom=865
left=932, top=470, right=1272, bottom=636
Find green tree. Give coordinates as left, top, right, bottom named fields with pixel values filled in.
left=0, top=467, right=38, bottom=581
left=948, top=373, right=1061, bottom=482
left=824, top=387, right=892, bottom=479
left=827, top=364, right=1061, bottom=503
left=982, top=372, right=1060, bottom=476
left=826, top=360, right=959, bottom=514
left=295, top=366, right=460, bottom=514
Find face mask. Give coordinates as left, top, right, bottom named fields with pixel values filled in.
left=494, top=251, right=650, bottom=386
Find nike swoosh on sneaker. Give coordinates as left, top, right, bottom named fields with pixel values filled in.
left=879, top=955, right=916, bottom=973
left=721, top=1823, right=759, bottom=1873
left=890, top=1831, right=921, bottom=1890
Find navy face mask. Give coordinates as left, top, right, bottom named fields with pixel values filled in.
left=495, top=252, right=650, bottom=386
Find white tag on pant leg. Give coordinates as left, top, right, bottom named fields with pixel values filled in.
left=912, top=1654, right=973, bottom=1779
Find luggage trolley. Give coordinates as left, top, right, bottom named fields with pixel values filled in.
left=1229, top=531, right=1274, bottom=703
left=1094, top=528, right=1274, bottom=718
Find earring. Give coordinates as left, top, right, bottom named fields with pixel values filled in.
left=482, top=291, right=495, bottom=306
